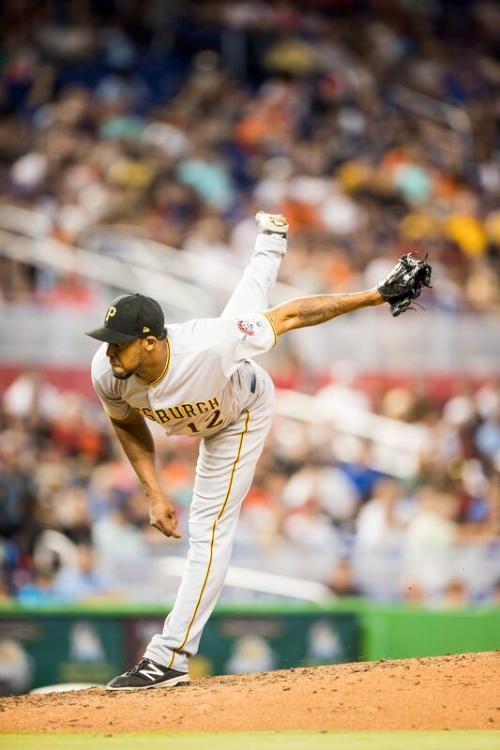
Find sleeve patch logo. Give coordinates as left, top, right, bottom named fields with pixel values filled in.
left=237, top=319, right=255, bottom=336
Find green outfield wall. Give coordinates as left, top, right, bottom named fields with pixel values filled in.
left=356, top=603, right=500, bottom=660
left=0, top=600, right=498, bottom=692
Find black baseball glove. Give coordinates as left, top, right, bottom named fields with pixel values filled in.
left=377, top=253, right=432, bottom=317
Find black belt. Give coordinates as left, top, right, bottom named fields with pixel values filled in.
left=245, top=361, right=257, bottom=393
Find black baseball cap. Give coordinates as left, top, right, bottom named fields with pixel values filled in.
left=86, top=293, right=165, bottom=344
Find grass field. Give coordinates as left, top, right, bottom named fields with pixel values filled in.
left=2, top=732, right=499, bottom=750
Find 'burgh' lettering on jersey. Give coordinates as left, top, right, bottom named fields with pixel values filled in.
left=91, top=313, right=276, bottom=438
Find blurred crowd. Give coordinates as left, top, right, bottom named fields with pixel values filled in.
left=0, top=0, right=499, bottom=310
left=0, top=368, right=498, bottom=608
left=0, top=1, right=499, bottom=610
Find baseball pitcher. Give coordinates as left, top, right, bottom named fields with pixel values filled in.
left=87, top=212, right=431, bottom=689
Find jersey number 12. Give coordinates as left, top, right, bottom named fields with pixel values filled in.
left=187, top=409, right=223, bottom=434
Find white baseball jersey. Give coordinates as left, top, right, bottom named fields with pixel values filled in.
left=91, top=312, right=277, bottom=437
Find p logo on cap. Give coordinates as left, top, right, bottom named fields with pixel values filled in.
left=86, top=293, right=165, bottom=344
left=105, top=306, right=117, bottom=323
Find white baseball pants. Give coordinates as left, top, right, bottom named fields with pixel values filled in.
left=144, top=232, right=285, bottom=671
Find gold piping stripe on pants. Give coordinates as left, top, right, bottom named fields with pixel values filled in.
left=167, top=409, right=251, bottom=669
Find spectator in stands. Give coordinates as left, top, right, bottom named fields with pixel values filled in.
left=16, top=556, right=60, bottom=606
left=328, top=559, right=361, bottom=598
left=52, top=543, right=117, bottom=603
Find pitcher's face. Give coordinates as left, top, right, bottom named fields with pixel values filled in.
left=106, top=339, right=143, bottom=379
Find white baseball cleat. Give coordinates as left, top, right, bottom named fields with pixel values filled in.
left=255, top=211, right=289, bottom=237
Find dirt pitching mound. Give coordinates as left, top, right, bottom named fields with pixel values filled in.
left=0, top=652, right=498, bottom=733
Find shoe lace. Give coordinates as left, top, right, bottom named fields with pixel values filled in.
left=127, top=659, right=150, bottom=676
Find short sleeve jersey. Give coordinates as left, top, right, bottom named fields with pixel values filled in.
left=91, top=312, right=276, bottom=438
